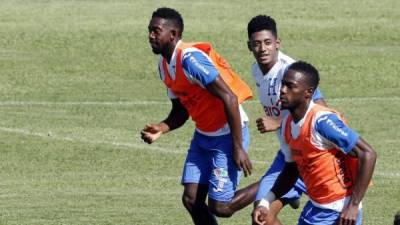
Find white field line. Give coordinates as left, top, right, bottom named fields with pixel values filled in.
left=0, top=126, right=184, bottom=155
left=0, top=96, right=399, bottom=106
left=0, top=126, right=397, bottom=178
left=0, top=100, right=169, bottom=106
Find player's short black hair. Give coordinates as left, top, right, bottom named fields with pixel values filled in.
left=152, top=7, right=184, bottom=35
left=288, top=61, right=320, bottom=90
left=247, top=15, right=277, bottom=39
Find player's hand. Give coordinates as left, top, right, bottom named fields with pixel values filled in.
left=338, top=203, right=359, bottom=225
left=252, top=206, right=269, bottom=225
left=140, top=124, right=163, bottom=144
left=233, top=147, right=252, bottom=177
left=256, top=116, right=281, bottom=133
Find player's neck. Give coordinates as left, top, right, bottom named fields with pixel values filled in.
left=260, top=59, right=278, bottom=75
left=162, top=39, right=180, bottom=63
left=291, top=100, right=311, bottom=123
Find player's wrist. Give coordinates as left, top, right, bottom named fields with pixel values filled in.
left=233, top=143, right=244, bottom=152
left=257, top=192, right=276, bottom=210
left=158, top=122, right=171, bottom=133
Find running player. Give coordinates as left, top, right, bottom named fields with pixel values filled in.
left=142, top=7, right=259, bottom=225
left=247, top=15, right=326, bottom=225
left=253, top=61, right=377, bottom=225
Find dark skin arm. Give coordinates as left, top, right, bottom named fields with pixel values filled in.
left=339, top=137, right=377, bottom=225
left=256, top=98, right=327, bottom=133
left=141, top=98, right=189, bottom=144
left=206, top=75, right=252, bottom=177
left=252, top=162, right=299, bottom=225
left=270, top=162, right=299, bottom=198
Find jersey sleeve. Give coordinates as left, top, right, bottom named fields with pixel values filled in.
left=181, top=51, right=219, bottom=86
left=312, top=87, right=324, bottom=101
left=315, top=113, right=359, bottom=153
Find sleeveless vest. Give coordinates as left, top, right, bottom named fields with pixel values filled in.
left=162, top=42, right=252, bottom=132
left=284, top=104, right=358, bottom=204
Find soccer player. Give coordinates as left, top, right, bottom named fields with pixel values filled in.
left=253, top=61, right=377, bottom=225
left=141, top=7, right=259, bottom=225
left=247, top=15, right=326, bottom=225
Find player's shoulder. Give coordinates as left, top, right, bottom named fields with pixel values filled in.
left=251, top=62, right=262, bottom=78
left=314, top=111, right=336, bottom=124
left=278, top=51, right=296, bottom=66
left=181, top=46, right=209, bottom=61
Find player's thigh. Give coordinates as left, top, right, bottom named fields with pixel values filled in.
left=181, top=132, right=212, bottom=185
left=207, top=125, right=250, bottom=202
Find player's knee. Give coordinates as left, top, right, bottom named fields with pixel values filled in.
left=209, top=206, right=233, bottom=218
left=208, top=201, right=234, bottom=218
left=181, top=193, right=196, bottom=211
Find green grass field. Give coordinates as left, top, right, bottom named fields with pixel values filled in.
left=1, top=0, right=399, bottom=224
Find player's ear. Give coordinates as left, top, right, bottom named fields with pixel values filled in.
left=305, top=87, right=314, bottom=99
left=247, top=41, right=252, bottom=51
left=170, top=29, right=177, bottom=40
left=276, top=38, right=281, bottom=50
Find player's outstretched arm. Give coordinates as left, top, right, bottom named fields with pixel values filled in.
left=339, top=137, right=377, bottom=225
left=253, top=162, right=299, bottom=225
left=207, top=75, right=252, bottom=177
left=140, top=98, right=189, bottom=144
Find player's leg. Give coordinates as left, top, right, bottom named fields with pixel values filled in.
left=182, top=183, right=218, bottom=225
left=208, top=181, right=260, bottom=218
left=207, top=124, right=259, bottom=217
left=181, top=132, right=218, bottom=225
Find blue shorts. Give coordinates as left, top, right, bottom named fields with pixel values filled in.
left=298, top=201, right=363, bottom=225
left=255, top=150, right=307, bottom=202
left=181, top=124, right=250, bottom=202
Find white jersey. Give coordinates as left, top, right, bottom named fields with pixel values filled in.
left=251, top=51, right=295, bottom=146
left=251, top=51, right=295, bottom=119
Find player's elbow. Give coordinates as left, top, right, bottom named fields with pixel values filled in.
left=359, top=147, right=377, bottom=168
left=222, top=92, right=239, bottom=109
left=365, top=148, right=377, bottom=164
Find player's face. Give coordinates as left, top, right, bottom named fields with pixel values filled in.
left=148, top=17, right=173, bottom=55
left=280, top=69, right=309, bottom=110
left=248, top=30, right=280, bottom=70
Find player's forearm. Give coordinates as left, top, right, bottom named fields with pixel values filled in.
left=349, top=138, right=377, bottom=206
left=162, top=112, right=188, bottom=132
left=206, top=76, right=244, bottom=150
left=258, top=162, right=298, bottom=209
left=271, top=162, right=299, bottom=198
left=223, top=94, right=243, bottom=150
left=162, top=99, right=189, bottom=132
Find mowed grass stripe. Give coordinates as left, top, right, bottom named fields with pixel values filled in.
left=1, top=126, right=397, bottom=179
left=0, top=96, right=399, bottom=106
left=0, top=126, right=184, bottom=154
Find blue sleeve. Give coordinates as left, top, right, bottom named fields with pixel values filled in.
left=181, top=51, right=219, bottom=86
left=312, top=87, right=324, bottom=101
left=315, top=113, right=359, bottom=153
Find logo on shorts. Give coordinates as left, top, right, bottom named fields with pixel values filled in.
left=214, top=168, right=228, bottom=178
left=213, top=168, right=228, bottom=192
